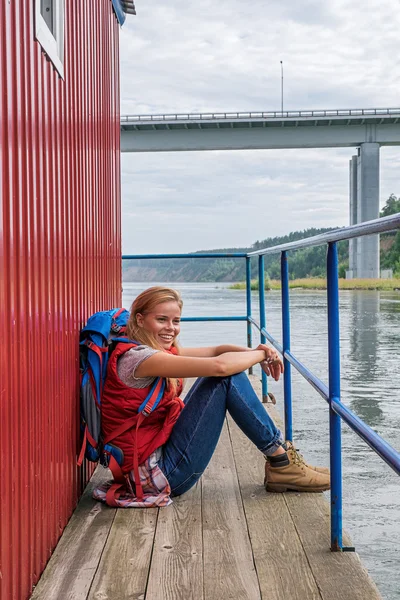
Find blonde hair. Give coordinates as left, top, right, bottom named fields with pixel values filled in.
left=125, top=287, right=183, bottom=393
left=126, top=286, right=183, bottom=349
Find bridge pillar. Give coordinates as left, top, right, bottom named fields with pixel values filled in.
left=347, top=155, right=358, bottom=279
left=356, top=143, right=380, bottom=278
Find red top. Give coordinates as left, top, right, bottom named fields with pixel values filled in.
left=101, top=342, right=184, bottom=473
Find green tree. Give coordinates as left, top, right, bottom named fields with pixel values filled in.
left=380, top=194, right=400, bottom=217
left=380, top=194, right=400, bottom=272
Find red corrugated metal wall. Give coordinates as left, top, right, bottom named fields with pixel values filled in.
left=0, top=2, right=122, bottom=599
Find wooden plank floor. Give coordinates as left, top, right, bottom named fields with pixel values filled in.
left=31, top=377, right=382, bottom=600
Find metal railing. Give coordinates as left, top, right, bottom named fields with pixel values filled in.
left=122, top=212, right=400, bottom=551
left=121, top=107, right=400, bottom=123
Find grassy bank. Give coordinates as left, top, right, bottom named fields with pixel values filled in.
left=230, top=279, right=270, bottom=291
left=229, top=278, right=400, bottom=291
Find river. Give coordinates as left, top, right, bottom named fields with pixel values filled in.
left=122, top=281, right=400, bottom=600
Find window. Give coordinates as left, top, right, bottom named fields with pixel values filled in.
left=35, top=0, right=65, bottom=78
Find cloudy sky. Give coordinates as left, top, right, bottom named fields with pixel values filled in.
left=119, top=0, right=400, bottom=254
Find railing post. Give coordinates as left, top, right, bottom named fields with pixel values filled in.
left=281, top=251, right=292, bottom=442
left=258, top=255, right=268, bottom=401
left=246, top=257, right=253, bottom=375
left=327, top=242, right=343, bottom=551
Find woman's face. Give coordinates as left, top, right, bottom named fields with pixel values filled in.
left=136, top=300, right=181, bottom=350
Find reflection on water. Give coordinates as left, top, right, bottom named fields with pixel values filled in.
left=122, top=282, right=400, bottom=600
left=347, top=293, right=383, bottom=426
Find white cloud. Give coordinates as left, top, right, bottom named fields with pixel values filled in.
left=120, top=0, right=400, bottom=253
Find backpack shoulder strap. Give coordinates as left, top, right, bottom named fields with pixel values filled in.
left=138, top=377, right=165, bottom=416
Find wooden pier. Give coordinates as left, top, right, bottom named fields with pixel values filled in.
left=31, top=377, right=381, bottom=600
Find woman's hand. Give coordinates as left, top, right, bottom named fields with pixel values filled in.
left=256, top=344, right=284, bottom=382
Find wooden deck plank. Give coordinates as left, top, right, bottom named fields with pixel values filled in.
left=143, top=377, right=203, bottom=600
left=145, top=483, right=203, bottom=600
left=31, top=468, right=116, bottom=600
left=227, top=415, right=323, bottom=600
left=202, top=423, right=261, bottom=600
left=284, top=494, right=382, bottom=600
left=87, top=506, right=158, bottom=600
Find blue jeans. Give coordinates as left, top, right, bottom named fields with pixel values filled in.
left=158, top=372, right=283, bottom=496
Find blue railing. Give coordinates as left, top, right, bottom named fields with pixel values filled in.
left=122, top=212, right=400, bottom=552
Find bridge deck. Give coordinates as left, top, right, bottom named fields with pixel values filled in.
left=31, top=377, right=381, bottom=600
left=120, top=109, right=400, bottom=151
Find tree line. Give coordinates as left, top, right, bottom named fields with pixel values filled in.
left=122, top=194, right=400, bottom=282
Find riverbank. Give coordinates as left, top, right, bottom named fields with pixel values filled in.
left=229, top=278, right=400, bottom=291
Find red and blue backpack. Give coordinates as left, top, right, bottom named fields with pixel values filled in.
left=77, top=308, right=165, bottom=480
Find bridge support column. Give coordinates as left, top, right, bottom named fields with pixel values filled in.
left=347, top=155, right=358, bottom=279
left=356, top=143, right=380, bottom=278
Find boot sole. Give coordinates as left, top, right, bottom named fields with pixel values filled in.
left=265, top=483, right=330, bottom=493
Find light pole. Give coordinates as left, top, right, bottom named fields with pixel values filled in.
left=280, top=60, right=283, bottom=114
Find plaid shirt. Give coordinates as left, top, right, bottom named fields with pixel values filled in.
left=93, top=449, right=172, bottom=508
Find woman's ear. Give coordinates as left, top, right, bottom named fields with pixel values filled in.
left=136, top=313, right=144, bottom=327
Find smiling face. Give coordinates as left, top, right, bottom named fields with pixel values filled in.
left=136, top=300, right=181, bottom=350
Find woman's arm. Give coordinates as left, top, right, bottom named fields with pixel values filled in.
left=135, top=347, right=283, bottom=381
left=180, top=344, right=251, bottom=358
left=180, top=344, right=283, bottom=379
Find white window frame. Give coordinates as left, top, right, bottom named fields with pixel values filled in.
left=35, top=0, right=65, bottom=79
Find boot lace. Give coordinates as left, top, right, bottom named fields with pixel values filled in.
left=286, top=442, right=306, bottom=467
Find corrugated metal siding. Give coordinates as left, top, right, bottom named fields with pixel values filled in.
left=0, top=2, right=122, bottom=599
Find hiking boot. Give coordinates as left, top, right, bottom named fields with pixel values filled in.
left=284, top=441, right=329, bottom=475
left=264, top=446, right=330, bottom=493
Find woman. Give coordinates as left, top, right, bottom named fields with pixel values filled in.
left=94, top=287, right=329, bottom=507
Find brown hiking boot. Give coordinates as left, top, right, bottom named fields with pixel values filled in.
left=264, top=446, right=330, bottom=493
left=284, top=441, right=330, bottom=475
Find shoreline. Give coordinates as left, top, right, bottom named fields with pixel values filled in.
left=229, top=278, right=400, bottom=291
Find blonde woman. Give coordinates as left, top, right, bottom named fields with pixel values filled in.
left=95, top=287, right=329, bottom=507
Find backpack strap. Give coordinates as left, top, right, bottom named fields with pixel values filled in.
left=132, top=413, right=147, bottom=501
left=103, top=415, right=138, bottom=446
left=77, top=426, right=88, bottom=467
left=77, top=423, right=101, bottom=467
left=133, top=378, right=165, bottom=501
left=105, top=455, right=132, bottom=507
left=138, top=377, right=165, bottom=415
left=84, top=340, right=108, bottom=359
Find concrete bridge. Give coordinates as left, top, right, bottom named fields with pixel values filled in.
left=120, top=108, right=400, bottom=279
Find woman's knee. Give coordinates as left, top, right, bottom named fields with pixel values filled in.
left=201, top=372, right=248, bottom=386
left=195, top=373, right=249, bottom=396
left=230, top=371, right=249, bottom=385
left=190, top=375, right=231, bottom=394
